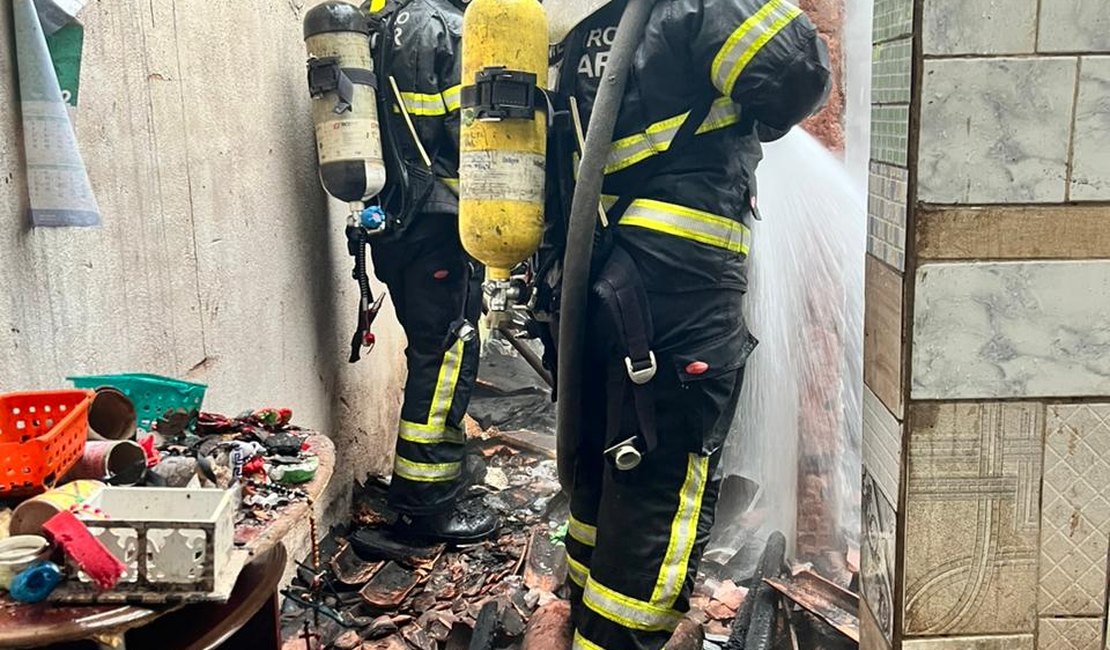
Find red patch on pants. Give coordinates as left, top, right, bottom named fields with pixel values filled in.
left=433, top=270, right=450, bottom=280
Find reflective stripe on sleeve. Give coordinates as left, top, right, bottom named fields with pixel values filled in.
left=604, top=97, right=741, bottom=175
left=619, top=199, right=752, bottom=255
left=398, top=90, right=449, bottom=116
left=651, top=454, right=710, bottom=606
left=569, top=514, right=598, bottom=547
left=442, top=85, right=462, bottom=112
left=573, top=631, right=607, bottom=650
left=393, top=457, right=462, bottom=483
left=583, top=578, right=684, bottom=632
left=711, top=0, right=803, bottom=97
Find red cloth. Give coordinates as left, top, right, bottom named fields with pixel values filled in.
left=42, top=509, right=126, bottom=590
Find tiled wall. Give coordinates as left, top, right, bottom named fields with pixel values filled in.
left=861, top=0, right=1110, bottom=649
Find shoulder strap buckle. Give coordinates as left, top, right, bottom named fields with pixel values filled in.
left=624, top=350, right=657, bottom=385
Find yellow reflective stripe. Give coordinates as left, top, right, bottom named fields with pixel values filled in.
left=573, top=631, right=607, bottom=650
left=603, top=98, right=742, bottom=175
left=651, top=454, right=710, bottom=606
left=620, top=199, right=751, bottom=255
left=399, top=90, right=448, bottom=116
left=600, top=194, right=618, bottom=210
left=711, top=0, right=803, bottom=96
left=393, top=457, right=462, bottom=482
left=441, top=177, right=460, bottom=192
left=568, top=514, right=597, bottom=547
left=441, top=85, right=462, bottom=112
left=392, top=337, right=461, bottom=448
left=567, top=552, right=589, bottom=588
left=583, top=578, right=684, bottom=633
left=398, top=420, right=465, bottom=445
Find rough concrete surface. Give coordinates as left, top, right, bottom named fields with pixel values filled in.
left=0, top=1, right=407, bottom=531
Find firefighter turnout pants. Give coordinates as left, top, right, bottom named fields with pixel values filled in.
left=371, top=214, right=483, bottom=516
left=566, top=287, right=751, bottom=650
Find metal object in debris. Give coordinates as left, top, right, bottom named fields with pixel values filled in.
left=86, top=388, right=137, bottom=441
left=764, top=569, right=860, bottom=643
left=9, top=480, right=105, bottom=536
left=65, top=440, right=147, bottom=485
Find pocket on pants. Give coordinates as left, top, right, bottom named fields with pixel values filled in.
left=669, top=332, right=756, bottom=455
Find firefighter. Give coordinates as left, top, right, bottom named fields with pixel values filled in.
left=361, top=0, right=499, bottom=543
left=542, top=1, right=831, bottom=648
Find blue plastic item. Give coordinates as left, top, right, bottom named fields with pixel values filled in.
left=360, top=205, right=387, bottom=231
left=9, top=561, right=63, bottom=604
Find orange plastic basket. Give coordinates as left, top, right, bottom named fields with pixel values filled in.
left=0, top=390, right=93, bottom=496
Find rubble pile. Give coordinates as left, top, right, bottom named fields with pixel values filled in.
left=281, top=433, right=567, bottom=650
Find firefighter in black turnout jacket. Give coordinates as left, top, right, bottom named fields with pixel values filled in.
left=363, top=0, right=498, bottom=543
left=543, top=1, right=831, bottom=648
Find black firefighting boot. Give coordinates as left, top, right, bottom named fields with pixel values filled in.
left=396, top=500, right=500, bottom=544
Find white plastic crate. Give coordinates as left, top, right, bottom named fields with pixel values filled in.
left=50, top=487, right=247, bottom=604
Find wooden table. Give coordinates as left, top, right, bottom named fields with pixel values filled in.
left=0, top=435, right=335, bottom=650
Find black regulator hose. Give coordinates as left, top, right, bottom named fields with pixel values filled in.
left=555, top=0, right=659, bottom=491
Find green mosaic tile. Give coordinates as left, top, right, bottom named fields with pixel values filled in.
left=868, top=163, right=909, bottom=271
left=872, top=39, right=912, bottom=105
left=873, top=0, right=913, bottom=43
left=871, top=105, right=910, bottom=166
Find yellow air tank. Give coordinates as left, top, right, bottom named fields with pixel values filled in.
left=459, top=0, right=549, bottom=313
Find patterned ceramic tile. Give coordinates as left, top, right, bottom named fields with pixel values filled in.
left=915, top=206, right=1110, bottom=261
left=1071, top=57, right=1110, bottom=201
left=918, top=58, right=1076, bottom=204
left=863, top=387, right=901, bottom=505
left=868, top=163, right=908, bottom=271
left=1038, top=0, right=1110, bottom=53
left=871, top=104, right=910, bottom=166
left=872, top=0, right=913, bottom=43
left=903, top=402, right=1043, bottom=636
left=861, top=600, right=892, bottom=650
left=864, top=256, right=904, bottom=417
left=912, top=261, right=1110, bottom=400
left=1038, top=618, right=1103, bottom=650
left=1039, top=405, right=1110, bottom=617
left=863, top=470, right=897, bottom=645
left=903, top=636, right=1034, bottom=650
left=872, top=39, right=912, bottom=105
left=922, top=0, right=1036, bottom=55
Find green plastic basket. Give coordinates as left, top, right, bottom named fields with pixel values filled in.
left=67, top=373, right=207, bottom=433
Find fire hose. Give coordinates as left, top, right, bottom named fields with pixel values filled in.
left=555, top=0, right=660, bottom=491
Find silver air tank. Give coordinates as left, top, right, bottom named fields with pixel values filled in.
left=304, top=2, right=387, bottom=218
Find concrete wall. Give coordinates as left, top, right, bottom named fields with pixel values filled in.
left=861, top=0, right=1110, bottom=648
left=0, top=0, right=407, bottom=523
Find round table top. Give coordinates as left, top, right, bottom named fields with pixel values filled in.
left=0, top=434, right=335, bottom=649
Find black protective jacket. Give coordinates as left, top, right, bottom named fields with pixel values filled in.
left=373, top=0, right=465, bottom=216
left=548, top=0, right=831, bottom=295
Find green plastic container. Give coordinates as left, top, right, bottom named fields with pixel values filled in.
left=67, top=373, right=207, bottom=433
